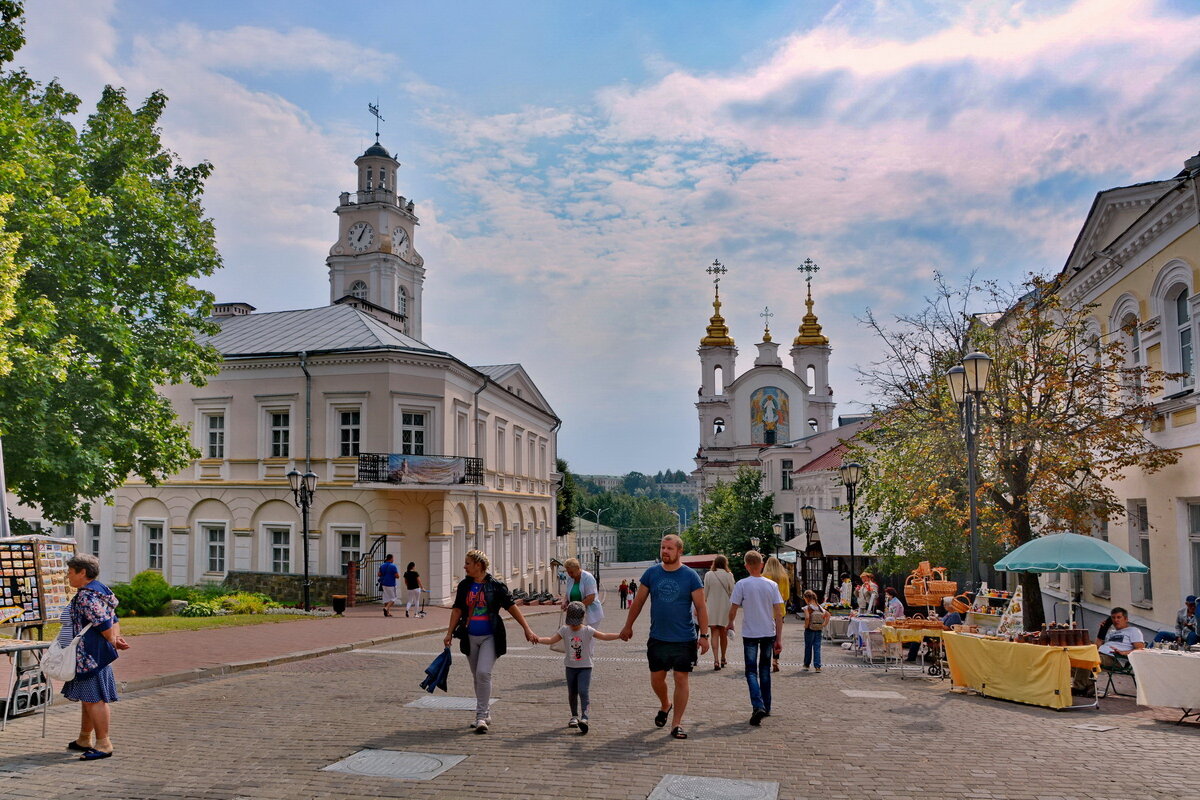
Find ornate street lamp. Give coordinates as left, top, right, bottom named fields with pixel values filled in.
left=838, top=462, right=862, bottom=577
left=287, top=468, right=319, bottom=611
left=772, top=521, right=783, bottom=559
left=946, top=351, right=992, bottom=590
left=800, top=504, right=817, bottom=544
left=750, top=535, right=760, bottom=552
left=592, top=545, right=601, bottom=586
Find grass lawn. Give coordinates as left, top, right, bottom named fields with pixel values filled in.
left=13, top=613, right=316, bottom=640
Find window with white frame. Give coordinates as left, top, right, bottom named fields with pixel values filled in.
left=513, top=431, right=523, bottom=475
left=782, top=512, right=795, bottom=540
left=1189, top=503, right=1200, bottom=598
left=349, top=280, right=368, bottom=300
left=476, top=419, right=487, bottom=463
left=528, top=438, right=535, bottom=479
left=204, top=524, right=226, bottom=573
left=339, top=409, right=361, bottom=457
left=1173, top=287, right=1194, bottom=388
left=456, top=413, right=468, bottom=456
left=1131, top=502, right=1151, bottom=604
left=269, top=411, right=290, bottom=458
left=88, top=523, right=101, bottom=558
left=144, top=523, right=164, bottom=571
left=401, top=411, right=426, bottom=455
left=539, top=442, right=547, bottom=479
left=337, top=530, right=361, bottom=576
left=268, top=527, right=291, bottom=574
left=206, top=413, right=225, bottom=458
left=781, top=460, right=793, bottom=491
left=397, top=285, right=407, bottom=316
left=496, top=427, right=506, bottom=472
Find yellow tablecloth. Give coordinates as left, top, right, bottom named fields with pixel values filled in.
left=942, top=632, right=1099, bottom=710
left=881, top=626, right=944, bottom=644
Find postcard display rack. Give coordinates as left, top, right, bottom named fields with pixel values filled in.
left=965, top=584, right=1024, bottom=637
left=0, top=535, right=76, bottom=718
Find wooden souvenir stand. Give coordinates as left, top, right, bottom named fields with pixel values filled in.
left=0, top=534, right=76, bottom=721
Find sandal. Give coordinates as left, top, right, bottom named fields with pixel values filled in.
left=80, top=748, right=113, bottom=760
left=713, top=663, right=721, bottom=671
left=721, top=659, right=728, bottom=668
left=670, top=726, right=688, bottom=739
left=654, top=706, right=672, bottom=728
left=67, top=741, right=91, bottom=752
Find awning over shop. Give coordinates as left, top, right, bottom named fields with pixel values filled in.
left=681, top=554, right=719, bottom=570
left=783, top=508, right=875, bottom=558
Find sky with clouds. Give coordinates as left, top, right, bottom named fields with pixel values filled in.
left=13, top=0, right=1200, bottom=474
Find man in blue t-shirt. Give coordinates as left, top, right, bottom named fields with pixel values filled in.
left=378, top=554, right=400, bottom=617
left=620, top=534, right=709, bottom=740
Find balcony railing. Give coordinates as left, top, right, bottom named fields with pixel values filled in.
left=358, top=453, right=484, bottom=486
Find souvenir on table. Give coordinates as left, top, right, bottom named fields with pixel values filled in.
left=0, top=535, right=77, bottom=625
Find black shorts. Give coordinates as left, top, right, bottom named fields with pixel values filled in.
left=647, top=637, right=697, bottom=673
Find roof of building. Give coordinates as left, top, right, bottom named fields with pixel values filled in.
left=203, top=303, right=444, bottom=358
left=474, top=364, right=522, bottom=381
left=361, top=139, right=392, bottom=159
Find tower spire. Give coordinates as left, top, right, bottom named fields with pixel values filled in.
left=794, top=258, right=828, bottom=346
left=701, top=259, right=735, bottom=347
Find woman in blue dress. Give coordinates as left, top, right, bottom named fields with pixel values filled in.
left=58, top=554, right=130, bottom=760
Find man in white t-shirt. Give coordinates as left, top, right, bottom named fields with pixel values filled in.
left=1097, top=607, right=1145, bottom=664
left=727, top=551, right=784, bottom=727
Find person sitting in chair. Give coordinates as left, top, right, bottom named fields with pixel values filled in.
left=1153, top=595, right=1197, bottom=647
left=1097, top=607, right=1146, bottom=664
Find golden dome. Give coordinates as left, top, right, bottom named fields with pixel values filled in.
left=793, top=283, right=829, bottom=347
left=700, top=288, right=735, bottom=347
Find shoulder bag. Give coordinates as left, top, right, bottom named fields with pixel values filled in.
left=43, top=622, right=93, bottom=682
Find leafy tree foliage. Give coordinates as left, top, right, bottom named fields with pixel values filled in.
left=0, top=2, right=221, bottom=521
left=851, top=275, right=1179, bottom=628
left=556, top=457, right=579, bottom=538
left=684, top=466, right=778, bottom=576
left=577, top=489, right=679, bottom=562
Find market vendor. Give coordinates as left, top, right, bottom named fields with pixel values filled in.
left=856, top=573, right=879, bottom=613
left=939, top=595, right=966, bottom=628
left=1153, top=595, right=1197, bottom=646
left=1074, top=607, right=1144, bottom=693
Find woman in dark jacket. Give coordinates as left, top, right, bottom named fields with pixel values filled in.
left=443, top=549, right=538, bottom=733
left=59, top=554, right=130, bottom=760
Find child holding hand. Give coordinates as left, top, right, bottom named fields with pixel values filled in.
left=537, top=601, right=620, bottom=734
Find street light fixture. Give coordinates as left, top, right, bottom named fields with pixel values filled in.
left=287, top=468, right=319, bottom=611
left=772, top=521, right=783, bottom=559
left=750, top=536, right=760, bottom=551
left=946, top=350, right=992, bottom=591
left=592, top=545, right=601, bottom=586
left=800, top=504, right=816, bottom=543
left=838, top=462, right=862, bottom=577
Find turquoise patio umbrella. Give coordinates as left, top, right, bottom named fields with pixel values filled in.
left=994, top=532, right=1147, bottom=627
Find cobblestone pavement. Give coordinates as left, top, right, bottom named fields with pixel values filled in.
left=0, top=611, right=1195, bottom=800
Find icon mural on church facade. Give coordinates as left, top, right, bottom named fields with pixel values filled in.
left=750, top=387, right=789, bottom=445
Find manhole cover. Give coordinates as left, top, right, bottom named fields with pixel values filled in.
left=648, top=775, right=778, bottom=800
left=840, top=689, right=905, bottom=699
left=405, top=696, right=497, bottom=710
left=322, top=749, right=465, bottom=781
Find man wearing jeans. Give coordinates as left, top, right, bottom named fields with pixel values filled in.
left=727, top=551, right=785, bottom=727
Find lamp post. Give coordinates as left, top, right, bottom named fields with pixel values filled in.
left=838, top=462, right=862, bottom=578
left=584, top=506, right=609, bottom=562
left=947, top=351, right=992, bottom=591
left=800, top=504, right=816, bottom=543
left=750, top=535, right=760, bottom=552
left=592, top=545, right=601, bottom=586
left=287, top=468, right=319, bottom=611
left=772, top=521, right=783, bottom=559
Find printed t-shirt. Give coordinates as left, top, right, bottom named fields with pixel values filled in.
left=403, top=570, right=420, bottom=590
left=378, top=562, right=399, bottom=587
left=1099, top=624, right=1144, bottom=655
left=559, top=625, right=595, bottom=668
left=640, top=563, right=703, bottom=642
left=729, top=576, right=784, bottom=639
left=465, top=581, right=492, bottom=636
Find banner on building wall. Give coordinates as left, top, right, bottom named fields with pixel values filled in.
left=386, top=455, right=468, bottom=485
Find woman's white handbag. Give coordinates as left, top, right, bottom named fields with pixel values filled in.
left=43, top=623, right=92, bottom=682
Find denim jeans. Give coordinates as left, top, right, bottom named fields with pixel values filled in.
left=742, top=636, right=774, bottom=713
left=804, top=628, right=822, bottom=668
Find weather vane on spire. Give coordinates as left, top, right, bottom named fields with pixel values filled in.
left=368, top=101, right=385, bottom=141
left=706, top=259, right=727, bottom=288
left=797, top=258, right=819, bottom=286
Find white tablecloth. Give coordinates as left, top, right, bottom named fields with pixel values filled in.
left=1128, top=649, right=1200, bottom=710
left=846, top=616, right=885, bottom=655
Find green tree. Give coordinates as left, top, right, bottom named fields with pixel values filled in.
left=0, top=2, right=221, bottom=522
left=684, top=466, right=777, bottom=575
left=555, top=457, right=578, bottom=538
left=852, top=275, right=1179, bottom=628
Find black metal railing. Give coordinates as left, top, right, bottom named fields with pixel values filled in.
left=356, top=534, right=389, bottom=602
left=358, top=453, right=484, bottom=485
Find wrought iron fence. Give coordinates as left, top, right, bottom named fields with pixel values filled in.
left=355, top=534, right=389, bottom=602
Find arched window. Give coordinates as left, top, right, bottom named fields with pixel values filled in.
left=712, top=417, right=725, bottom=436
left=1172, top=285, right=1194, bottom=388
left=379, top=167, right=387, bottom=189
left=713, top=365, right=724, bottom=394
left=365, top=167, right=373, bottom=190
left=397, top=285, right=407, bottom=316
left=808, top=417, right=819, bottom=432
left=806, top=365, right=816, bottom=390
left=349, top=280, right=368, bottom=300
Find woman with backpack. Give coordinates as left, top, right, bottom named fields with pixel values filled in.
left=801, top=589, right=830, bottom=673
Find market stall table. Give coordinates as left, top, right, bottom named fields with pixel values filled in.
left=881, top=625, right=945, bottom=678
left=1, top=640, right=50, bottom=736
left=1127, top=649, right=1200, bottom=724
left=846, top=616, right=884, bottom=658
left=943, top=631, right=1100, bottom=710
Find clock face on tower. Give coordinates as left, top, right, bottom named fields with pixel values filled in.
left=391, top=227, right=410, bottom=258
left=347, top=221, right=374, bottom=253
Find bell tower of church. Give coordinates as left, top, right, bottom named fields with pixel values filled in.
left=697, top=281, right=736, bottom=451
left=327, top=137, right=426, bottom=337
left=790, top=281, right=834, bottom=432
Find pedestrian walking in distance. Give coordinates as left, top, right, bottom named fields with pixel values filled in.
left=536, top=601, right=621, bottom=734
left=618, top=580, right=629, bottom=610
left=378, top=554, right=400, bottom=617
left=704, top=555, right=735, bottom=671
left=727, top=551, right=784, bottom=727
left=620, top=534, right=710, bottom=740
left=763, top=555, right=790, bottom=672
left=403, top=561, right=423, bottom=617
left=801, top=589, right=830, bottom=672
left=444, top=550, right=539, bottom=733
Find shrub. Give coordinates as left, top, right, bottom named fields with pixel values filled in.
left=177, top=602, right=216, bottom=617
left=112, top=570, right=172, bottom=616
left=217, top=592, right=269, bottom=615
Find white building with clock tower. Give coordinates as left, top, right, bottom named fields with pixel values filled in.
left=46, top=136, right=562, bottom=608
